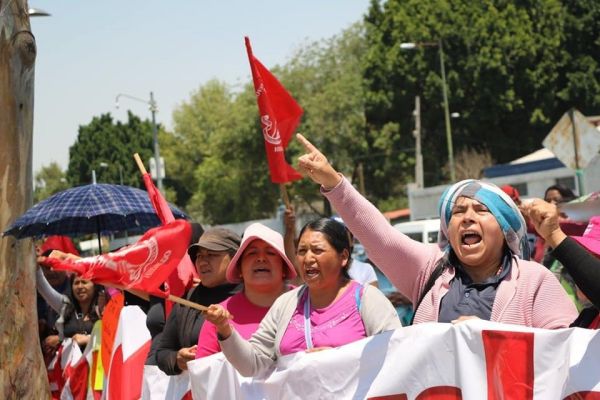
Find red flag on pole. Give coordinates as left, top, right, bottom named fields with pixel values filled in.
left=245, top=36, right=303, bottom=183
left=142, top=173, right=198, bottom=315
left=41, top=220, right=191, bottom=298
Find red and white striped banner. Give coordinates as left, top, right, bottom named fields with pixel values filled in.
left=187, top=320, right=600, bottom=399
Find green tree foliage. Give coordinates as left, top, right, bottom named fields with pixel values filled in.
left=160, top=1, right=600, bottom=222
left=33, top=162, right=70, bottom=203
left=278, top=23, right=385, bottom=210
left=363, top=0, right=586, bottom=187
left=556, top=0, right=600, bottom=110
left=165, top=79, right=285, bottom=224
left=67, top=112, right=154, bottom=187
left=161, top=80, right=240, bottom=210
left=164, top=25, right=375, bottom=223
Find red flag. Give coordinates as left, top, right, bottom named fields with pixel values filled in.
left=245, top=36, right=303, bottom=183
left=42, top=220, right=191, bottom=298
left=142, top=173, right=176, bottom=225
left=40, top=235, right=80, bottom=256
left=142, top=173, right=198, bottom=315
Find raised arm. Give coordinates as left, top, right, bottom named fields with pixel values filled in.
left=296, top=134, right=442, bottom=302
left=523, top=199, right=600, bottom=309
left=36, top=267, right=68, bottom=313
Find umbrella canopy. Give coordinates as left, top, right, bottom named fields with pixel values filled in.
left=3, top=183, right=188, bottom=239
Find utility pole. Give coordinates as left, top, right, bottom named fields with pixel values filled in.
left=413, top=96, right=424, bottom=188
left=149, top=92, right=163, bottom=192
left=358, top=162, right=366, bottom=195
left=438, top=40, right=455, bottom=182
left=115, top=92, right=163, bottom=192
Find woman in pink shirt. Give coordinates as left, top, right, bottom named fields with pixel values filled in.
left=203, top=218, right=399, bottom=377
left=294, top=134, right=577, bottom=329
left=195, top=222, right=297, bottom=359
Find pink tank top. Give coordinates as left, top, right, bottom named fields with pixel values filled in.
left=279, top=280, right=366, bottom=355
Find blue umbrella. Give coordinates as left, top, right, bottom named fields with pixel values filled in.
left=3, top=183, right=188, bottom=241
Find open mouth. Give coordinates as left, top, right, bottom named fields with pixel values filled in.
left=461, top=230, right=482, bottom=246
left=304, top=267, right=319, bottom=279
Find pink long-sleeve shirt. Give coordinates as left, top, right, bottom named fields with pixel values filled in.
left=323, top=178, right=577, bottom=328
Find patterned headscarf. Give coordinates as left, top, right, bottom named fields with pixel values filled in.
left=437, top=179, right=530, bottom=260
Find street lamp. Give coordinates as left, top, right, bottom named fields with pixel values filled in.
left=28, top=7, right=51, bottom=16
left=400, top=39, right=456, bottom=182
left=97, top=161, right=124, bottom=185
left=115, top=92, right=163, bottom=192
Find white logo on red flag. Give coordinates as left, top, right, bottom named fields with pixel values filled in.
left=260, top=115, right=282, bottom=147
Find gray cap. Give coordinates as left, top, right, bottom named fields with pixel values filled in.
left=187, top=227, right=241, bottom=259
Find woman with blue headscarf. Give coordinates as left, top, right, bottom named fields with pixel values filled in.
left=296, top=134, right=577, bottom=328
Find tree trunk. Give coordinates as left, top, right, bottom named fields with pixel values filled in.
left=0, top=0, right=49, bottom=398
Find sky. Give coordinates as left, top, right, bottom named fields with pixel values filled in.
left=30, top=0, right=371, bottom=174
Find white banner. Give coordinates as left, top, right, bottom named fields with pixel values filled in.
left=141, top=365, right=191, bottom=399
left=187, top=320, right=600, bottom=399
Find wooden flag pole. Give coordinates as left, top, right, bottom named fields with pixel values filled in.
left=105, top=283, right=207, bottom=312
left=133, top=153, right=147, bottom=175
left=167, top=294, right=208, bottom=312
left=279, top=184, right=291, bottom=209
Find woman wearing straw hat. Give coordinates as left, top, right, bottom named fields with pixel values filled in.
left=204, top=217, right=399, bottom=377
left=195, top=222, right=296, bottom=358
left=295, top=134, right=577, bottom=328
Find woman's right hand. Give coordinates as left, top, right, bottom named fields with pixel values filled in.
left=296, top=134, right=342, bottom=190
left=204, top=304, right=233, bottom=340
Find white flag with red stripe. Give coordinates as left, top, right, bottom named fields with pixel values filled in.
left=188, top=320, right=600, bottom=399
left=104, top=306, right=151, bottom=400
left=60, top=338, right=93, bottom=400
left=48, top=338, right=80, bottom=397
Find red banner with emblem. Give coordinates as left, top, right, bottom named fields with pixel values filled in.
left=245, top=36, right=303, bottom=184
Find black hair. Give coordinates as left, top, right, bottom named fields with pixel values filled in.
left=544, top=184, right=576, bottom=203
left=190, top=222, right=204, bottom=246
left=65, top=274, right=104, bottom=324
left=298, top=218, right=353, bottom=279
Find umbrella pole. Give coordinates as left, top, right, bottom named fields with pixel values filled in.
left=96, top=218, right=102, bottom=254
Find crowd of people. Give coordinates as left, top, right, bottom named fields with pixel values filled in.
left=35, top=134, right=600, bottom=391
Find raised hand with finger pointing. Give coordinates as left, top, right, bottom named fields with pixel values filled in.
left=296, top=133, right=342, bottom=190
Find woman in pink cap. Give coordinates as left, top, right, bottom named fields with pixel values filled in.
left=195, top=222, right=297, bottom=358
left=203, top=218, right=400, bottom=377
